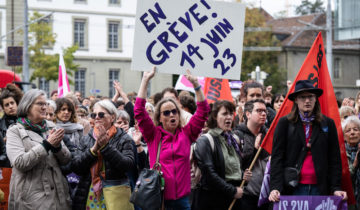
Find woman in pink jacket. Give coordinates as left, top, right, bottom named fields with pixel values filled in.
left=134, top=67, right=209, bottom=209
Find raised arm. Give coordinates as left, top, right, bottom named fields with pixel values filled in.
left=134, top=67, right=157, bottom=142
left=113, top=81, right=130, bottom=104
left=137, top=67, right=156, bottom=99
left=184, top=69, right=205, bottom=102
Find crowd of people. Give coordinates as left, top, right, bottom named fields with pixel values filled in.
left=0, top=70, right=358, bottom=210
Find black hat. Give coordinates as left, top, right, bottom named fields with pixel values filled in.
left=288, top=80, right=323, bottom=101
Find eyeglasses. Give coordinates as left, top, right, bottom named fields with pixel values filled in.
left=161, top=109, right=178, bottom=116
left=90, top=112, right=106, bottom=119
left=253, top=109, right=268, bottom=114
left=297, top=94, right=316, bottom=101
left=35, top=102, right=47, bottom=107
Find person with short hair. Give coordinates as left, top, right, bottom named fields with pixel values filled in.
left=46, top=100, right=56, bottom=122
left=234, top=99, right=269, bottom=210
left=75, top=91, right=83, bottom=103
left=50, top=90, right=58, bottom=101
left=6, top=89, right=71, bottom=209
left=264, top=91, right=273, bottom=107
left=240, top=80, right=276, bottom=128
left=115, top=110, right=130, bottom=132
left=339, top=106, right=356, bottom=123
left=342, top=116, right=360, bottom=208
left=269, top=80, right=347, bottom=202
left=179, top=94, right=197, bottom=115
left=71, top=100, right=135, bottom=210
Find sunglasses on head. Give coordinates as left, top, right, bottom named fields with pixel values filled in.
left=90, top=112, right=106, bottom=119
left=162, top=109, right=178, bottom=116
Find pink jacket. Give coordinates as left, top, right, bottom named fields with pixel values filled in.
left=134, top=98, right=209, bottom=200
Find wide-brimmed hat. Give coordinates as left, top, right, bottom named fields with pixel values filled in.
left=288, top=80, right=323, bottom=101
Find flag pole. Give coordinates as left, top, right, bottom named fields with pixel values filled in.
left=228, top=147, right=263, bottom=210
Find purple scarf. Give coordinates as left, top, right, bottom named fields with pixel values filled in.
left=299, top=112, right=315, bottom=140
left=223, top=132, right=242, bottom=157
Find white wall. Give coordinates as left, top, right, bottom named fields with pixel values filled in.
left=27, top=0, right=137, bottom=58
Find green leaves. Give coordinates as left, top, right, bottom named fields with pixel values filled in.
left=27, top=11, right=79, bottom=84
left=241, top=8, right=286, bottom=94
left=295, top=0, right=325, bottom=15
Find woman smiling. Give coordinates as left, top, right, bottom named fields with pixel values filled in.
left=71, top=100, right=135, bottom=210
left=6, top=89, right=71, bottom=209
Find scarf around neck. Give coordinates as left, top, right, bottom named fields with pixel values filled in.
left=56, top=120, right=83, bottom=145
left=17, top=117, right=49, bottom=133
left=90, top=125, right=117, bottom=200
left=299, top=112, right=315, bottom=139
left=223, top=131, right=242, bottom=157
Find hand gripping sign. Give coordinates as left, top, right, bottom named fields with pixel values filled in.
left=131, top=0, right=246, bottom=80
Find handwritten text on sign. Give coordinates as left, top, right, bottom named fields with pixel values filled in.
left=131, top=0, right=245, bottom=80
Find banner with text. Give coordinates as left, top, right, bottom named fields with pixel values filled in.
left=273, top=196, right=347, bottom=210
left=131, top=0, right=245, bottom=80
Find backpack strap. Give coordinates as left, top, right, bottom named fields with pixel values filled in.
left=203, top=133, right=215, bottom=151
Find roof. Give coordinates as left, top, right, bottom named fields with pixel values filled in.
left=267, top=13, right=360, bottom=50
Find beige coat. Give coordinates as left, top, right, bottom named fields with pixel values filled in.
left=6, top=121, right=71, bottom=210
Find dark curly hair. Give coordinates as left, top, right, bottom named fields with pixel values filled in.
left=55, top=97, right=77, bottom=123
left=0, top=83, right=23, bottom=108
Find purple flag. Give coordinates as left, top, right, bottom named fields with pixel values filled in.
left=258, top=159, right=271, bottom=207
left=273, top=196, right=348, bottom=210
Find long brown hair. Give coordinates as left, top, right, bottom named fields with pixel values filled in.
left=287, top=99, right=323, bottom=124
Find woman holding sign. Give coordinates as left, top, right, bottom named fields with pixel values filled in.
left=134, top=67, right=209, bottom=209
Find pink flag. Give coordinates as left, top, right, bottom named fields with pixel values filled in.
left=174, top=75, right=205, bottom=93
left=57, top=53, right=70, bottom=97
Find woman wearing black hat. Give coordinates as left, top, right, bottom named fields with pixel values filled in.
left=268, top=80, right=347, bottom=202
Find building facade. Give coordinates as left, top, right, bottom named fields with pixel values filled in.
left=0, top=0, right=172, bottom=97
left=268, top=13, right=360, bottom=99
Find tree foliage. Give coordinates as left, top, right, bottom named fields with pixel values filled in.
left=241, top=8, right=286, bottom=94
left=295, top=0, right=325, bottom=15
left=28, top=11, right=79, bottom=83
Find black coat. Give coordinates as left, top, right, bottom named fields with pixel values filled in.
left=270, top=115, right=342, bottom=195
left=193, top=131, right=242, bottom=210
left=0, top=115, right=16, bottom=168
left=71, top=128, right=135, bottom=210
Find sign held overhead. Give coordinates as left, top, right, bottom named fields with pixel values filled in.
left=131, top=0, right=246, bottom=80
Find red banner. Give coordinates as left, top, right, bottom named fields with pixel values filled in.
left=260, top=32, right=355, bottom=204
left=203, top=77, right=233, bottom=104
left=0, top=168, right=11, bottom=210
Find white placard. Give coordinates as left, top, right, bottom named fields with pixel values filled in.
left=131, top=0, right=246, bottom=80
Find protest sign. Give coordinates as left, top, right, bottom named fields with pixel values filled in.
left=273, top=196, right=347, bottom=210
left=131, top=0, right=245, bottom=80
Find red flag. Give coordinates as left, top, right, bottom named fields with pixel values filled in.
left=260, top=32, right=355, bottom=204
left=203, top=77, right=233, bottom=104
